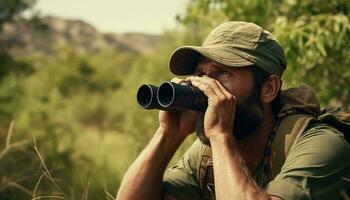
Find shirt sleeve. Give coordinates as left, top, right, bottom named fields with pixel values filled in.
left=264, top=124, right=350, bottom=200
left=162, top=139, right=203, bottom=199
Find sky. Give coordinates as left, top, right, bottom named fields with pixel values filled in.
left=34, top=0, right=189, bottom=34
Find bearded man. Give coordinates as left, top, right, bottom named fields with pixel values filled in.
left=116, top=21, right=350, bottom=200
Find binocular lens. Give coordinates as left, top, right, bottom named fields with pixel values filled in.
left=137, top=84, right=156, bottom=108
left=158, top=82, right=175, bottom=107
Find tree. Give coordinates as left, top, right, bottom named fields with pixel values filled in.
left=0, top=0, right=36, bottom=29
left=0, top=0, right=36, bottom=131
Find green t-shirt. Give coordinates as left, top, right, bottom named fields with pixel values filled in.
left=162, top=124, right=350, bottom=200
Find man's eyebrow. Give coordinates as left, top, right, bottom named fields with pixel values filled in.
left=212, top=64, right=232, bottom=71
left=194, top=63, right=233, bottom=74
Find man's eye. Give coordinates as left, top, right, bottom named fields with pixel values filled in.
left=219, top=70, right=231, bottom=76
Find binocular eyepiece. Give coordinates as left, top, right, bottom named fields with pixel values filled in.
left=136, top=82, right=208, bottom=112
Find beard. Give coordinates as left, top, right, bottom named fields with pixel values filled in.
left=196, top=86, right=264, bottom=146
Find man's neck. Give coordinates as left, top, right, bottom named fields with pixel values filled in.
left=236, top=107, right=276, bottom=170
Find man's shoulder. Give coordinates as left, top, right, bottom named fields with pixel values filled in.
left=288, top=122, right=350, bottom=171
left=266, top=122, right=350, bottom=200
left=299, top=122, right=349, bottom=147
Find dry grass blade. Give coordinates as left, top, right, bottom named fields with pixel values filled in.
left=33, top=173, right=45, bottom=198
left=33, top=137, right=70, bottom=200
left=6, top=121, right=14, bottom=147
left=33, top=138, right=55, bottom=182
left=105, top=190, right=115, bottom=200
left=31, top=195, right=65, bottom=200
left=102, top=179, right=115, bottom=200
left=0, top=121, right=14, bottom=159
left=0, top=121, right=33, bottom=198
left=0, top=121, right=29, bottom=159
left=83, top=181, right=90, bottom=200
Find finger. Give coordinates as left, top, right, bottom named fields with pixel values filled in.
left=202, top=75, right=228, bottom=97
left=185, top=77, right=217, bottom=98
left=170, top=77, right=185, bottom=84
left=206, top=76, right=233, bottom=99
left=187, top=76, right=228, bottom=98
left=185, top=76, right=222, bottom=96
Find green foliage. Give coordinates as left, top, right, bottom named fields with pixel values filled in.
left=0, top=0, right=36, bottom=129
left=0, top=0, right=36, bottom=27
left=0, top=46, right=138, bottom=199
left=178, top=0, right=350, bottom=109
left=274, top=14, right=350, bottom=107
left=1, top=0, right=350, bottom=199
left=178, top=0, right=279, bottom=28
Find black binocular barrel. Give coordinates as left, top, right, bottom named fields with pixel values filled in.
left=157, top=82, right=207, bottom=112
left=136, top=84, right=163, bottom=110
left=137, top=82, right=208, bottom=112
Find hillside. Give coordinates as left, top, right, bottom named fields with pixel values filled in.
left=0, top=16, right=162, bottom=56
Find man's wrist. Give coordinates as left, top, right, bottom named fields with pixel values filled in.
left=209, top=132, right=237, bottom=149
left=156, top=127, right=185, bottom=149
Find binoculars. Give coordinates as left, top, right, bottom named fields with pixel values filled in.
left=136, top=82, right=208, bottom=112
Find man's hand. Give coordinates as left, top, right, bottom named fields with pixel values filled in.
left=184, top=75, right=279, bottom=200
left=158, top=78, right=200, bottom=139
left=118, top=77, right=198, bottom=200
left=185, top=75, right=236, bottom=142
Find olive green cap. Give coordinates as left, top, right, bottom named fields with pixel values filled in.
left=169, top=21, right=287, bottom=77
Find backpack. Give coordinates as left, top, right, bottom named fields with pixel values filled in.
left=197, top=84, right=350, bottom=200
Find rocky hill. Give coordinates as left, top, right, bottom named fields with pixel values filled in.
left=1, top=16, right=162, bottom=56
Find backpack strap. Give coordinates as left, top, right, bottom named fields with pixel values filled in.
left=269, top=113, right=315, bottom=178
left=318, top=107, right=350, bottom=142
left=198, top=145, right=215, bottom=200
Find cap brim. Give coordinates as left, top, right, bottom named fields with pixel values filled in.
left=169, top=46, right=254, bottom=75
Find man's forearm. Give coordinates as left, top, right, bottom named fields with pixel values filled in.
left=210, top=134, right=270, bottom=200
left=116, top=128, right=184, bottom=200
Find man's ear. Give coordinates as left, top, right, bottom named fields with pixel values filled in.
left=261, top=74, right=281, bottom=104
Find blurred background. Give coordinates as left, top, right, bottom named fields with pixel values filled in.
left=0, top=0, right=349, bottom=199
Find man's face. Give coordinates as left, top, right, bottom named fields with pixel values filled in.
left=193, top=57, right=264, bottom=145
